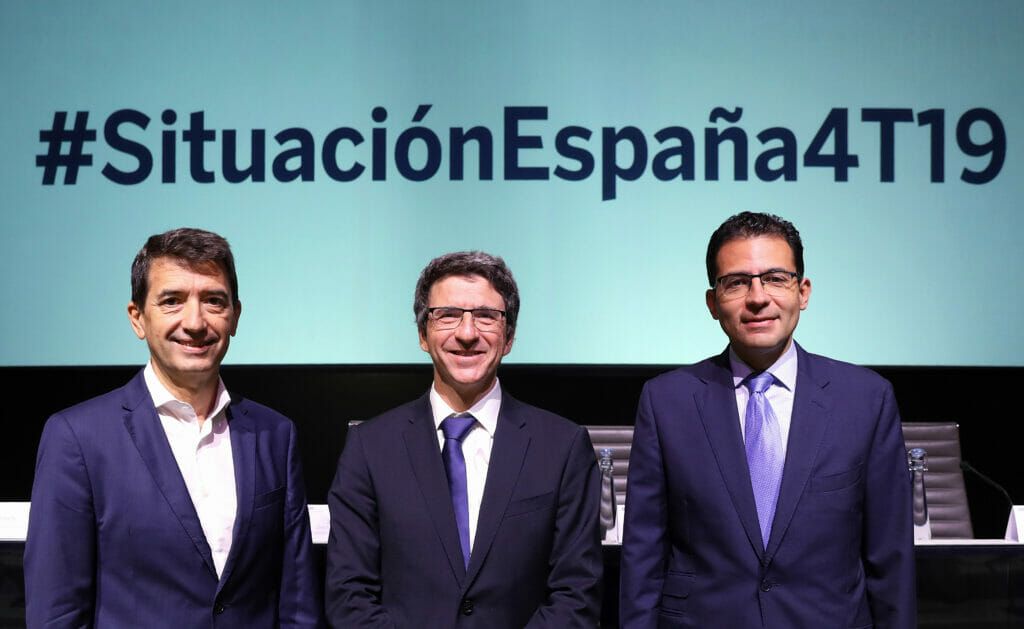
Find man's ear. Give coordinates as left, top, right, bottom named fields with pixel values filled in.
left=706, top=289, right=720, bottom=320
left=230, top=300, right=242, bottom=336
left=127, top=301, right=146, bottom=340
left=798, top=278, right=812, bottom=311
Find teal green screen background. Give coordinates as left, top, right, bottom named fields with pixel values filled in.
left=2, top=1, right=1021, bottom=366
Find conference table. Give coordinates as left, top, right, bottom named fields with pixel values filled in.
left=910, top=539, right=1024, bottom=628
left=597, top=538, right=1024, bottom=628
left=3, top=506, right=1022, bottom=627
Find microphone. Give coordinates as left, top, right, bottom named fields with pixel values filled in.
left=960, top=460, right=1015, bottom=512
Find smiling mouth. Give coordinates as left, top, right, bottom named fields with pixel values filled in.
left=175, top=338, right=216, bottom=350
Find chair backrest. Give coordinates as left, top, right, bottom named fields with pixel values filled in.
left=901, top=421, right=973, bottom=538
left=355, top=419, right=972, bottom=538
left=584, top=422, right=973, bottom=539
left=585, top=425, right=633, bottom=507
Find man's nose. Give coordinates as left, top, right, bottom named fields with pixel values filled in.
left=745, top=278, right=771, bottom=306
left=181, top=299, right=207, bottom=331
left=454, top=312, right=479, bottom=342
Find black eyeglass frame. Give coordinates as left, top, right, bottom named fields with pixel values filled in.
left=425, top=306, right=508, bottom=330
left=712, top=270, right=801, bottom=296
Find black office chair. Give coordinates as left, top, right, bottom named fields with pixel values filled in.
left=583, top=422, right=974, bottom=539
left=901, top=422, right=973, bottom=539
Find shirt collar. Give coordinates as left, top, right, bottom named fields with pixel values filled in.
left=143, top=361, right=231, bottom=422
left=429, top=379, right=502, bottom=438
left=728, top=341, right=798, bottom=392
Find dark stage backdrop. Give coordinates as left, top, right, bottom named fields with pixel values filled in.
left=4, top=363, right=1020, bottom=538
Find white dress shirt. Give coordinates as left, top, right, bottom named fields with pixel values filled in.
left=143, top=362, right=236, bottom=578
left=730, top=341, right=799, bottom=460
left=429, top=379, right=501, bottom=552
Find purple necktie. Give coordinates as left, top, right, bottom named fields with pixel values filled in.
left=441, top=414, right=476, bottom=568
left=744, top=372, right=784, bottom=549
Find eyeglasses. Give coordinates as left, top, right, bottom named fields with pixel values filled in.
left=426, top=307, right=507, bottom=331
left=713, top=271, right=800, bottom=299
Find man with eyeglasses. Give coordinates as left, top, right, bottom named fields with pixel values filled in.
left=620, top=212, right=915, bottom=628
left=326, top=251, right=603, bottom=628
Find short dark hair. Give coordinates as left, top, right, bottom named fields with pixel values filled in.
left=414, top=251, right=520, bottom=338
left=706, top=211, right=804, bottom=286
left=131, top=227, right=239, bottom=309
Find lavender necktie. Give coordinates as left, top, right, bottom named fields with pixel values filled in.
left=744, top=372, right=784, bottom=548
left=440, top=414, right=476, bottom=568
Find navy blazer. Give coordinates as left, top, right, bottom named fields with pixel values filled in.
left=325, top=392, right=603, bottom=628
left=620, top=345, right=916, bottom=628
left=24, top=370, right=323, bottom=628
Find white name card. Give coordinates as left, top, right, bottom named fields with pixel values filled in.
left=0, top=502, right=30, bottom=542
left=1004, top=505, right=1024, bottom=542
left=308, top=504, right=330, bottom=545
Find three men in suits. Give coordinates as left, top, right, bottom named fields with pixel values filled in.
left=620, top=212, right=916, bottom=628
left=326, top=251, right=603, bottom=628
left=24, top=227, right=323, bottom=628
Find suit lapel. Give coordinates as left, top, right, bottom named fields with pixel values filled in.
left=765, top=345, right=832, bottom=557
left=464, top=394, right=530, bottom=587
left=694, top=352, right=766, bottom=558
left=120, top=371, right=217, bottom=578
left=403, top=395, right=468, bottom=584
left=217, top=399, right=254, bottom=591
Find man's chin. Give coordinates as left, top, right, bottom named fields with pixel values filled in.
left=165, top=359, right=222, bottom=379
left=174, top=345, right=227, bottom=363
left=735, top=329, right=784, bottom=346
left=442, top=369, right=496, bottom=391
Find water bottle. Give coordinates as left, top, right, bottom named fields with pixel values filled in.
left=907, top=447, right=931, bottom=540
left=599, top=448, right=616, bottom=537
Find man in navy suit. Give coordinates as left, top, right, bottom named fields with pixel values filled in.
left=620, top=212, right=916, bottom=628
left=24, top=227, right=323, bottom=628
left=326, top=251, right=602, bottom=628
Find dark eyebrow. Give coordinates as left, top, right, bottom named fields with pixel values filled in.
left=154, top=289, right=185, bottom=299
left=724, top=268, right=791, bottom=277
left=153, top=289, right=231, bottom=300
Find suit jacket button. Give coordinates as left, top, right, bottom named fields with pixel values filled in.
left=461, top=599, right=474, bottom=615
left=760, top=580, right=773, bottom=592
left=214, top=603, right=226, bottom=614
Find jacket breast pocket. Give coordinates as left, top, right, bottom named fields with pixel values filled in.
left=254, top=485, right=285, bottom=509
left=809, top=464, right=863, bottom=493
left=807, top=465, right=864, bottom=514
left=504, top=491, right=555, bottom=518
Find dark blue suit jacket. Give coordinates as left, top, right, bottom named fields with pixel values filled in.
left=24, top=370, right=323, bottom=628
left=620, top=345, right=916, bottom=628
left=325, top=392, right=603, bottom=628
